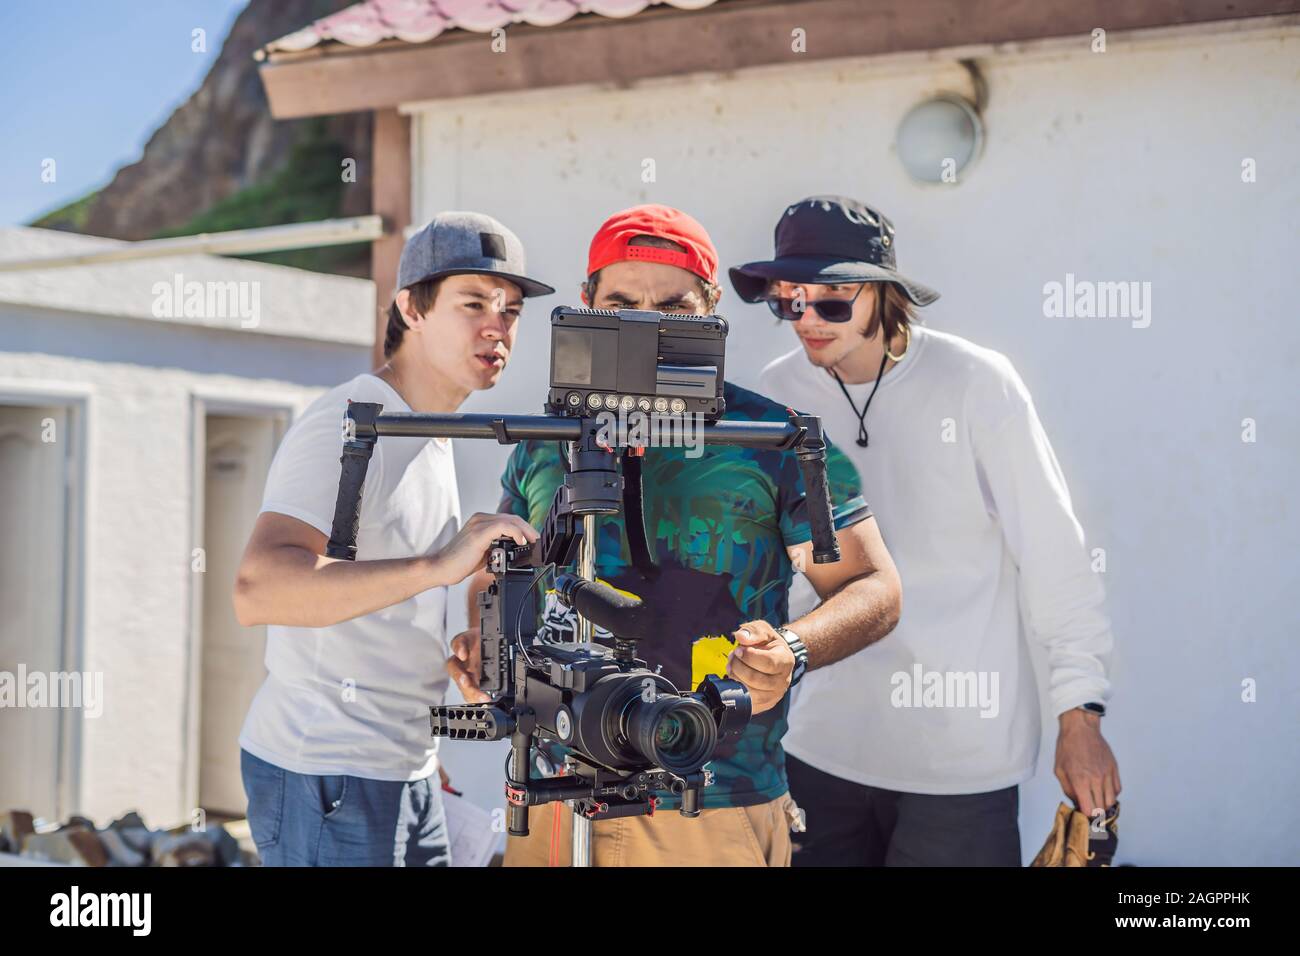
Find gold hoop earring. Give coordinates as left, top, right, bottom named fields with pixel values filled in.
left=885, top=324, right=910, bottom=362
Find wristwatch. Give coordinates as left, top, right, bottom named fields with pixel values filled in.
left=1078, top=701, right=1106, bottom=717
left=776, top=627, right=809, bottom=687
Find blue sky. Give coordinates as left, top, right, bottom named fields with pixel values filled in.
left=0, top=1, right=249, bottom=227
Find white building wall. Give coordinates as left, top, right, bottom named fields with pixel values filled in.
left=0, top=304, right=370, bottom=826
left=411, top=23, right=1300, bottom=864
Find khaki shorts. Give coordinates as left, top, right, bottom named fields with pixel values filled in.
left=502, top=793, right=796, bottom=867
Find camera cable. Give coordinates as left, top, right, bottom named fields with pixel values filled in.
left=513, top=561, right=557, bottom=666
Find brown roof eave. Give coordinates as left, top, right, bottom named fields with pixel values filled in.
left=257, top=0, right=1299, bottom=119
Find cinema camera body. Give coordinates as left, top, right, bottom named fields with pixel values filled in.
left=325, top=307, right=843, bottom=837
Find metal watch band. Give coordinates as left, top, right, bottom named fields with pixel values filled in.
left=777, top=626, right=809, bottom=687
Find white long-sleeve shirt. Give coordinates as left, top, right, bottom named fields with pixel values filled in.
left=760, top=324, right=1112, bottom=795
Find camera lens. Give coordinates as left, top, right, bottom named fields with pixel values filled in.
left=656, top=711, right=691, bottom=748
left=626, top=695, right=716, bottom=775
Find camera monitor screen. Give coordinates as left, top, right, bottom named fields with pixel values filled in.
left=547, top=307, right=727, bottom=419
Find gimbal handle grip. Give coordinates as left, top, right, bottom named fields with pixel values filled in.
left=789, top=412, right=841, bottom=565
left=325, top=401, right=382, bottom=560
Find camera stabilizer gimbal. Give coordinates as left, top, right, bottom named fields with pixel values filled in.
left=323, top=307, right=842, bottom=863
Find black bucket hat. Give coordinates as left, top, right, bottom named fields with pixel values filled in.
left=729, top=196, right=939, bottom=307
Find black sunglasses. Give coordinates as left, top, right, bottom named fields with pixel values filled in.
left=762, top=283, right=867, bottom=323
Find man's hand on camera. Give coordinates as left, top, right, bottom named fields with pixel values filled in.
left=726, top=621, right=795, bottom=716
left=447, top=627, right=490, bottom=704
left=433, top=512, right=538, bottom=587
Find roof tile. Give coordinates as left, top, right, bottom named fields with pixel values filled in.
left=262, top=0, right=721, bottom=54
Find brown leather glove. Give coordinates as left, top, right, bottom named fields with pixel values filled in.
left=1030, top=801, right=1120, bottom=867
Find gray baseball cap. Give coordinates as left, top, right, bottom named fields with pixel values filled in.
left=396, top=211, right=555, bottom=298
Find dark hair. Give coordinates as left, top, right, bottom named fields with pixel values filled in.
left=383, top=278, right=443, bottom=358
left=863, top=281, right=916, bottom=343
left=583, top=235, right=721, bottom=311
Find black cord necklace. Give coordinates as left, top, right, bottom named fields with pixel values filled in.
left=830, top=345, right=891, bottom=448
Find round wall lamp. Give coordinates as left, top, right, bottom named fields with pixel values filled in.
left=896, top=93, right=984, bottom=184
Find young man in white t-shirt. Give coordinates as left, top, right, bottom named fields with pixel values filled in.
left=232, top=212, right=553, bottom=866
left=729, top=196, right=1121, bottom=866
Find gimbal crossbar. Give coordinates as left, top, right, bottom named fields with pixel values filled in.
left=326, top=407, right=842, bottom=565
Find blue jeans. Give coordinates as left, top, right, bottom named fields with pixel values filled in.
left=240, top=748, right=451, bottom=867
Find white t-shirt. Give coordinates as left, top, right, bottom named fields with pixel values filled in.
left=238, top=373, right=461, bottom=781
left=760, top=325, right=1112, bottom=795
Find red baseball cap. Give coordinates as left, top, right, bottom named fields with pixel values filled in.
left=586, top=205, right=719, bottom=284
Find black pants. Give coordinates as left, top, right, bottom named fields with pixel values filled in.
left=787, top=754, right=1022, bottom=866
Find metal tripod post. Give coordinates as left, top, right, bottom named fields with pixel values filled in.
left=570, top=513, right=598, bottom=867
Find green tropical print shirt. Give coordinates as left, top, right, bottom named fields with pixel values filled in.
left=499, top=381, right=871, bottom=808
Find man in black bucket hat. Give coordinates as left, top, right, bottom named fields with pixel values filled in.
left=733, top=196, right=1121, bottom=867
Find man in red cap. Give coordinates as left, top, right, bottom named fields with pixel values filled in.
left=448, top=205, right=903, bottom=866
